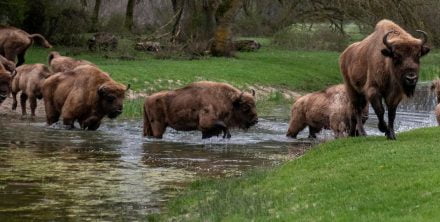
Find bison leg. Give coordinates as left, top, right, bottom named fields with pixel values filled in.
left=29, top=96, right=37, bottom=117
left=368, top=90, right=389, bottom=135
left=62, top=118, right=75, bottom=129
left=201, top=121, right=228, bottom=139
left=44, top=99, right=60, bottom=125
left=308, top=126, right=320, bottom=139
left=386, top=104, right=397, bottom=140
left=17, top=52, right=25, bottom=67
left=11, top=92, right=17, bottom=110
left=80, top=116, right=102, bottom=131
left=286, top=119, right=306, bottom=139
left=20, top=93, right=28, bottom=116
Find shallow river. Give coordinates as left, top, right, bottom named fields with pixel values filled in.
left=0, top=84, right=437, bottom=221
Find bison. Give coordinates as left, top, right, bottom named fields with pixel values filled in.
left=340, top=19, right=430, bottom=140
left=431, top=79, right=440, bottom=125
left=0, top=55, right=16, bottom=73
left=0, top=26, right=52, bottom=66
left=48, top=51, right=95, bottom=73
left=42, top=65, right=129, bottom=130
left=11, top=64, right=52, bottom=117
left=286, top=84, right=368, bottom=139
left=143, top=81, right=258, bottom=139
left=0, top=63, right=12, bottom=105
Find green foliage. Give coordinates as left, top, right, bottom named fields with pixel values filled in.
left=47, top=7, right=91, bottom=46
left=160, top=127, right=440, bottom=221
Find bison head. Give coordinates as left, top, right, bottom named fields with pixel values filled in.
left=232, top=90, right=258, bottom=129
left=97, top=82, right=129, bottom=119
left=0, top=71, right=12, bottom=104
left=381, top=30, right=430, bottom=97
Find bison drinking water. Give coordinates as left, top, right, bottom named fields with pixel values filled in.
left=340, top=19, right=430, bottom=140
left=0, top=26, right=52, bottom=66
left=0, top=63, right=12, bottom=106
left=48, top=51, right=95, bottom=73
left=286, top=84, right=368, bottom=139
left=143, top=81, right=258, bottom=139
left=11, top=64, right=53, bottom=117
left=42, top=65, right=129, bottom=130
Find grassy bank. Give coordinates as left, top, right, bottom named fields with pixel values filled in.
left=156, top=127, right=440, bottom=221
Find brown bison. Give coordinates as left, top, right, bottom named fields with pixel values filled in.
left=0, top=26, right=52, bottom=66
left=0, top=55, right=16, bottom=73
left=48, top=51, right=95, bottom=73
left=286, top=84, right=368, bottom=139
left=340, top=19, right=430, bottom=140
left=143, top=81, right=258, bottom=139
left=0, top=63, right=12, bottom=105
left=42, top=65, right=129, bottom=130
left=11, top=64, right=52, bottom=116
left=431, top=79, right=440, bottom=125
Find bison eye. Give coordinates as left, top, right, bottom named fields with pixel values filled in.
left=106, top=96, right=116, bottom=102
left=242, top=105, right=250, bottom=113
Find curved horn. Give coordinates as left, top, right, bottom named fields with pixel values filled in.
left=383, top=31, right=394, bottom=49
left=126, top=84, right=131, bottom=91
left=416, top=30, right=428, bottom=45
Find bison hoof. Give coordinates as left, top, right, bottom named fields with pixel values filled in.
left=378, top=122, right=388, bottom=133
left=223, top=131, right=231, bottom=139
left=386, top=131, right=396, bottom=140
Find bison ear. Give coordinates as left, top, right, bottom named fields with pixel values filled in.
left=251, top=89, right=255, bottom=97
left=421, top=46, right=430, bottom=57
left=98, top=85, right=107, bottom=97
left=381, top=48, right=393, bottom=58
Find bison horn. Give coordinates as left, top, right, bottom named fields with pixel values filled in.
left=126, top=84, right=131, bottom=91
left=383, top=30, right=394, bottom=49
left=416, top=30, right=428, bottom=45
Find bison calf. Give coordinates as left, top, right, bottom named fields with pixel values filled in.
left=42, top=65, right=129, bottom=130
left=48, top=51, right=95, bottom=73
left=11, top=64, right=52, bottom=117
left=143, top=81, right=258, bottom=139
left=286, top=84, right=368, bottom=139
left=431, top=79, right=440, bottom=125
left=0, top=63, right=13, bottom=105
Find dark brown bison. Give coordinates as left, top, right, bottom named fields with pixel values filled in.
left=431, top=79, right=440, bottom=125
left=42, top=65, right=129, bottom=130
left=340, top=19, right=430, bottom=140
left=11, top=64, right=52, bottom=117
left=0, top=26, right=52, bottom=66
left=0, top=63, right=12, bottom=105
left=286, top=84, right=368, bottom=139
left=48, top=51, right=95, bottom=73
left=0, top=55, right=16, bottom=73
left=143, top=81, right=258, bottom=139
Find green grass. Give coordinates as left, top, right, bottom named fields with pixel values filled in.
left=156, top=127, right=440, bottom=221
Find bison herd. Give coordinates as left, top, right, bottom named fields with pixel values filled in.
left=0, top=19, right=438, bottom=140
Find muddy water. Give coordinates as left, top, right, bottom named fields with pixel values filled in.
left=0, top=83, right=437, bottom=221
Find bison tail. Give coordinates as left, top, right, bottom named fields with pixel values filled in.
left=29, top=34, right=52, bottom=48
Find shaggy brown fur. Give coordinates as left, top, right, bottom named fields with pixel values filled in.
left=42, top=65, right=128, bottom=130
left=0, top=55, right=16, bottom=73
left=11, top=64, right=52, bottom=116
left=286, top=84, right=368, bottom=139
left=0, top=26, right=52, bottom=66
left=143, top=81, right=258, bottom=139
left=48, top=51, right=95, bottom=73
left=0, top=63, right=12, bottom=105
left=340, top=19, right=430, bottom=140
left=430, top=79, right=440, bottom=125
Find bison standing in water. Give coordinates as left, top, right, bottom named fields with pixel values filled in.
left=42, top=65, right=129, bottom=130
left=0, top=26, right=52, bottom=66
left=11, top=64, right=52, bottom=117
left=340, top=19, right=430, bottom=140
left=143, top=81, right=258, bottom=139
left=48, top=51, right=95, bottom=73
left=0, top=63, right=12, bottom=105
left=286, top=84, right=368, bottom=139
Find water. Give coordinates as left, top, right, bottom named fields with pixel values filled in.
left=0, top=83, right=437, bottom=220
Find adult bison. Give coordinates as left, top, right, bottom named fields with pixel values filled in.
left=42, top=65, right=129, bottom=130
left=431, top=79, right=440, bottom=125
left=11, top=64, right=52, bottom=117
left=286, top=84, right=368, bottom=139
left=0, top=63, right=12, bottom=105
left=340, top=19, right=430, bottom=140
left=143, top=81, right=258, bottom=139
left=48, top=51, right=95, bottom=73
left=0, top=26, right=52, bottom=66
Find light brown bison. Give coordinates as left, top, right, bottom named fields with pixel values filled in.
left=42, top=65, right=129, bottom=130
left=0, top=55, right=16, bottom=73
left=340, top=19, right=430, bottom=140
left=0, top=63, right=12, bottom=105
left=286, top=84, right=368, bottom=139
left=0, top=26, right=52, bottom=66
left=48, top=51, right=95, bottom=73
left=431, top=79, right=440, bottom=125
left=11, top=64, right=52, bottom=116
left=143, top=81, right=258, bottom=139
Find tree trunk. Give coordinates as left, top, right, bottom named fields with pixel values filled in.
left=125, top=0, right=135, bottom=31
left=92, top=0, right=101, bottom=31
left=210, top=0, right=243, bottom=57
